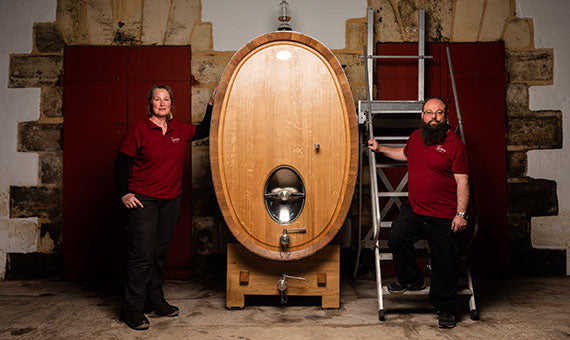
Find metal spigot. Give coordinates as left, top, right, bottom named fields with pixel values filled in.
left=277, top=274, right=306, bottom=303
left=279, top=227, right=307, bottom=251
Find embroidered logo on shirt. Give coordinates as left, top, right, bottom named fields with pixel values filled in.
left=170, top=137, right=181, bottom=143
left=435, top=145, right=446, bottom=153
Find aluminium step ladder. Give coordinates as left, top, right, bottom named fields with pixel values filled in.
left=353, top=6, right=479, bottom=322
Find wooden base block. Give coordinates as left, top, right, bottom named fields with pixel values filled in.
left=227, top=243, right=340, bottom=309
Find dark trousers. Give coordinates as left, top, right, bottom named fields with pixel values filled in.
left=388, top=203, right=460, bottom=314
left=124, top=194, right=181, bottom=312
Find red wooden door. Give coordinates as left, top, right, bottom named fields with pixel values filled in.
left=63, top=46, right=193, bottom=280
left=377, top=42, right=508, bottom=274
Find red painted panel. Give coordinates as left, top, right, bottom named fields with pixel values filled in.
left=377, top=42, right=507, bottom=274
left=63, top=46, right=193, bottom=280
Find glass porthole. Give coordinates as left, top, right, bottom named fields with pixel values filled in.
left=264, top=167, right=305, bottom=224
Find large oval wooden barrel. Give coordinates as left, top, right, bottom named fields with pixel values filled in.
left=210, top=32, right=358, bottom=261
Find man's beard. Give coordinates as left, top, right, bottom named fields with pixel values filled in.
left=420, top=119, right=450, bottom=146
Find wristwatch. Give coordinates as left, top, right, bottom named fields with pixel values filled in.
left=456, top=211, right=468, bottom=219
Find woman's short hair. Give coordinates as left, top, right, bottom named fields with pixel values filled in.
left=148, top=85, right=174, bottom=120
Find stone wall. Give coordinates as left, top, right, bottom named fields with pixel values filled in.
left=2, top=0, right=565, bottom=278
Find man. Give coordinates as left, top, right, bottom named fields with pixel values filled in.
left=367, top=97, right=470, bottom=329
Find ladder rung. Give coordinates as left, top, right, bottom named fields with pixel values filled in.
left=376, top=143, right=406, bottom=148
left=378, top=192, right=408, bottom=197
left=372, top=110, right=421, bottom=114
left=365, top=55, right=434, bottom=59
left=377, top=240, right=429, bottom=253
left=377, top=163, right=407, bottom=168
left=381, top=287, right=473, bottom=296
left=375, top=136, right=409, bottom=141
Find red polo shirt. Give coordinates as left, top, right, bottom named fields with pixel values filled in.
left=119, top=118, right=196, bottom=199
left=404, top=129, right=470, bottom=219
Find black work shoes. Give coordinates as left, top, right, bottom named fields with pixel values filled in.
left=437, top=311, right=456, bottom=329
left=125, top=311, right=150, bottom=330
left=144, top=300, right=179, bottom=317
left=387, top=278, right=426, bottom=294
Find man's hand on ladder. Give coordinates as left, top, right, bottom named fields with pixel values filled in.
left=368, top=139, right=379, bottom=152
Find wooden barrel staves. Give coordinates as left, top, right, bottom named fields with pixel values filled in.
left=210, top=32, right=358, bottom=261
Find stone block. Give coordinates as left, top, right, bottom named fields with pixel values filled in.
left=0, top=252, right=5, bottom=279
left=369, top=0, right=403, bottom=42
left=19, top=122, right=63, bottom=152
left=10, top=186, right=63, bottom=221
left=345, top=19, right=366, bottom=52
left=479, top=0, right=509, bottom=41
left=141, top=0, right=170, bottom=45
left=191, top=86, right=213, bottom=123
left=9, top=55, right=63, bottom=88
left=507, top=213, right=530, bottom=248
left=334, top=52, right=365, bottom=88
left=191, top=144, right=218, bottom=217
left=506, top=50, right=554, bottom=84
left=503, top=19, right=532, bottom=50
left=507, top=178, right=557, bottom=216
left=40, top=152, right=63, bottom=184
left=0, top=219, right=38, bottom=253
left=506, top=83, right=529, bottom=115
left=0, top=190, right=8, bottom=218
left=34, top=23, right=65, bottom=53
left=424, top=0, right=453, bottom=42
left=56, top=0, right=90, bottom=44
left=112, top=0, right=143, bottom=45
left=507, top=113, right=562, bottom=150
left=398, top=0, right=419, bottom=42
left=191, top=22, right=213, bottom=52
left=452, top=0, right=485, bottom=42
left=507, top=151, right=527, bottom=178
left=191, top=52, right=233, bottom=86
left=41, top=86, right=63, bottom=118
left=193, top=216, right=216, bottom=255
left=5, top=253, right=63, bottom=279
left=84, top=0, right=114, bottom=45
left=351, top=84, right=368, bottom=108
left=524, top=249, right=567, bottom=275
left=164, top=0, right=200, bottom=45
left=506, top=213, right=567, bottom=275
left=39, top=220, right=62, bottom=252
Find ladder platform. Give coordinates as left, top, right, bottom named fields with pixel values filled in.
left=359, top=100, right=424, bottom=113
left=358, top=100, right=424, bottom=124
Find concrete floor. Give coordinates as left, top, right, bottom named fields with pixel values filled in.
left=0, top=276, right=569, bottom=339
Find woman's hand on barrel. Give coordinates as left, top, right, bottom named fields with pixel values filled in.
left=122, top=193, right=144, bottom=209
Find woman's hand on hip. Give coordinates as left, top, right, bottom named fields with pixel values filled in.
left=122, top=193, right=144, bottom=209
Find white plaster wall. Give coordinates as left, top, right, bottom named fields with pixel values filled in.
left=0, top=0, right=57, bottom=278
left=517, top=0, right=570, bottom=275
left=202, top=0, right=366, bottom=51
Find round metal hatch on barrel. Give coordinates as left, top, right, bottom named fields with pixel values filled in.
left=210, top=32, right=358, bottom=261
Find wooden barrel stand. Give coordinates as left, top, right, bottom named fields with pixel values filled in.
left=226, top=243, right=340, bottom=309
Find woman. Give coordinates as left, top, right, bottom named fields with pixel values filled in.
left=115, top=85, right=215, bottom=330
